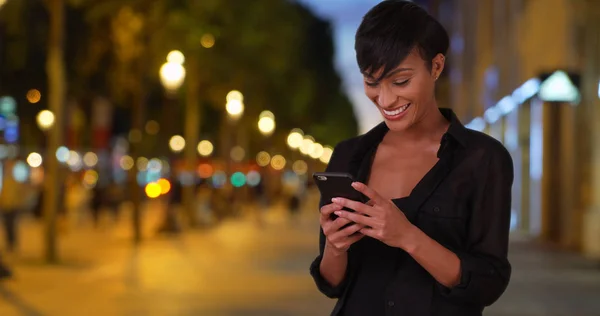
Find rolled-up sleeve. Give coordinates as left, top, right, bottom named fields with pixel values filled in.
left=309, top=141, right=354, bottom=299
left=439, top=144, right=513, bottom=306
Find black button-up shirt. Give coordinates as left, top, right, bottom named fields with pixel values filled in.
left=310, top=108, right=513, bottom=316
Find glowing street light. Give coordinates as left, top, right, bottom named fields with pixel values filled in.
left=320, top=146, right=334, bottom=164
left=197, top=140, right=214, bottom=157
left=299, top=135, right=315, bottom=156
left=36, top=110, right=55, bottom=131
left=287, top=129, right=304, bottom=149
left=169, top=135, right=185, bottom=153
left=160, top=50, right=186, bottom=94
left=309, top=142, right=324, bottom=159
left=258, top=110, right=275, bottom=136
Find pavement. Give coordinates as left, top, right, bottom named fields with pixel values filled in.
left=0, top=201, right=599, bottom=316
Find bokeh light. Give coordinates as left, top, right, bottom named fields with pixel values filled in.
left=166, top=50, right=185, bottom=64
left=12, top=161, right=29, bottom=183
left=197, top=163, right=214, bottom=178
left=169, top=135, right=185, bottom=152
left=226, top=90, right=244, bottom=103
left=212, top=171, right=227, bottom=188
left=292, top=160, right=308, bottom=175
left=310, top=143, right=324, bottom=159
left=27, top=152, right=43, bottom=168
left=246, top=171, right=261, bottom=187
left=320, top=146, right=334, bottom=164
left=26, top=89, right=41, bottom=104
left=256, top=151, right=271, bottom=167
left=300, top=135, right=315, bottom=155
left=201, top=33, right=215, bottom=48
left=271, top=154, right=286, bottom=170
left=157, top=178, right=171, bottom=194
left=145, top=120, right=160, bottom=135
left=230, top=172, right=246, bottom=188
left=287, top=129, right=304, bottom=149
left=230, top=146, right=245, bottom=162
left=36, top=110, right=55, bottom=131
left=145, top=182, right=162, bottom=198
left=56, top=146, right=69, bottom=163
left=120, top=155, right=134, bottom=170
left=82, top=170, right=99, bottom=189
left=197, top=140, right=214, bottom=156
left=83, top=152, right=98, bottom=168
left=147, top=158, right=162, bottom=172
left=137, top=157, right=149, bottom=171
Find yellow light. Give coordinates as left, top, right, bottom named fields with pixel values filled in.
left=197, top=140, right=214, bottom=156
left=145, top=182, right=162, bottom=198
left=166, top=50, right=185, bottom=64
left=160, top=62, right=186, bottom=92
left=287, top=129, right=304, bottom=149
left=36, top=110, right=55, bottom=131
left=256, top=151, right=271, bottom=167
left=26, top=89, right=41, bottom=104
left=136, top=157, right=148, bottom=171
left=82, top=170, right=99, bottom=189
left=145, top=120, right=160, bottom=135
left=300, top=136, right=315, bottom=155
left=310, top=143, right=324, bottom=159
left=120, top=155, right=134, bottom=170
left=258, top=115, right=275, bottom=136
left=201, top=33, right=215, bottom=48
left=26, top=152, right=43, bottom=168
left=226, top=90, right=244, bottom=103
left=226, top=99, right=244, bottom=119
left=169, top=135, right=185, bottom=153
left=292, top=160, right=308, bottom=175
left=157, top=178, right=171, bottom=194
left=320, top=146, right=334, bottom=164
left=83, top=152, right=98, bottom=167
left=271, top=154, right=286, bottom=170
left=230, top=146, right=245, bottom=162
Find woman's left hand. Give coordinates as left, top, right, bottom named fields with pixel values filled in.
left=331, top=182, right=416, bottom=249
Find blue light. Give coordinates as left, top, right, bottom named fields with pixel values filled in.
left=231, top=172, right=246, bottom=188
left=212, top=171, right=227, bottom=188
left=246, top=171, right=261, bottom=187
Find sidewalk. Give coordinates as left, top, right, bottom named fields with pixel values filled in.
left=0, top=202, right=333, bottom=316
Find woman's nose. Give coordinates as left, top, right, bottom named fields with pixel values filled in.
left=377, top=86, right=397, bottom=108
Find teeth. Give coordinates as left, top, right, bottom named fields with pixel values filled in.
left=383, top=103, right=410, bottom=116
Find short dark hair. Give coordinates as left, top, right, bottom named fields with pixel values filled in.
left=355, top=0, right=450, bottom=81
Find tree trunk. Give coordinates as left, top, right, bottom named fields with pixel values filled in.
left=183, top=55, right=200, bottom=226
left=44, top=0, right=66, bottom=263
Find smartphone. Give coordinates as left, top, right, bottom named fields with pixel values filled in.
left=313, top=172, right=367, bottom=219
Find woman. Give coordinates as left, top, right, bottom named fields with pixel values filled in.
left=309, top=1, right=513, bottom=315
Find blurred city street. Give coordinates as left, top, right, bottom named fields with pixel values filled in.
left=0, top=202, right=599, bottom=316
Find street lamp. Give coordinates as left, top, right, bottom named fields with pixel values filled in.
left=258, top=110, right=275, bottom=136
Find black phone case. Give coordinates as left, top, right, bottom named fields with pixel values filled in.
left=313, top=172, right=367, bottom=220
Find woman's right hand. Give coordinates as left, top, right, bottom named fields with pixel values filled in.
left=320, top=203, right=365, bottom=255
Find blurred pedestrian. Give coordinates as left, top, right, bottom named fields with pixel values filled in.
left=0, top=159, right=33, bottom=252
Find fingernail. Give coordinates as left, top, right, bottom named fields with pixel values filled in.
left=351, top=182, right=359, bottom=188
left=332, top=197, right=341, bottom=203
left=334, top=211, right=342, bottom=216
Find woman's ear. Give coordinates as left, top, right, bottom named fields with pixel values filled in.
left=432, top=53, right=445, bottom=80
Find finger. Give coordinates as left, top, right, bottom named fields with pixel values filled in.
left=366, top=200, right=375, bottom=207
left=320, top=203, right=343, bottom=217
left=334, top=210, right=377, bottom=227
left=359, top=227, right=379, bottom=239
left=329, top=217, right=352, bottom=231
left=351, top=182, right=386, bottom=205
left=330, top=223, right=363, bottom=241
left=331, top=197, right=373, bottom=216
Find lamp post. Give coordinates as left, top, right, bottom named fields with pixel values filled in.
left=157, top=51, right=186, bottom=234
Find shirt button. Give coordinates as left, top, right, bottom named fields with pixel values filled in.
left=388, top=301, right=395, bottom=307
left=433, top=206, right=441, bottom=213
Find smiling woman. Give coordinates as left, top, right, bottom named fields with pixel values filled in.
left=309, top=1, right=513, bottom=316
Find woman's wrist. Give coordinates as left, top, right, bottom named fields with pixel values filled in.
left=324, top=241, right=348, bottom=258
left=398, top=224, right=423, bottom=254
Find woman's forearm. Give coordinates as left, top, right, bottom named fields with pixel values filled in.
left=319, top=243, right=349, bottom=287
left=403, top=225, right=462, bottom=288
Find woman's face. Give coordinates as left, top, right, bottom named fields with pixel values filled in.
left=363, top=50, right=445, bottom=132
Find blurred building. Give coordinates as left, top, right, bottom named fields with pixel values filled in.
left=425, top=0, right=600, bottom=258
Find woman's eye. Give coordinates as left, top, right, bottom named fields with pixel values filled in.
left=393, top=80, right=410, bottom=86
left=365, top=81, right=379, bottom=87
